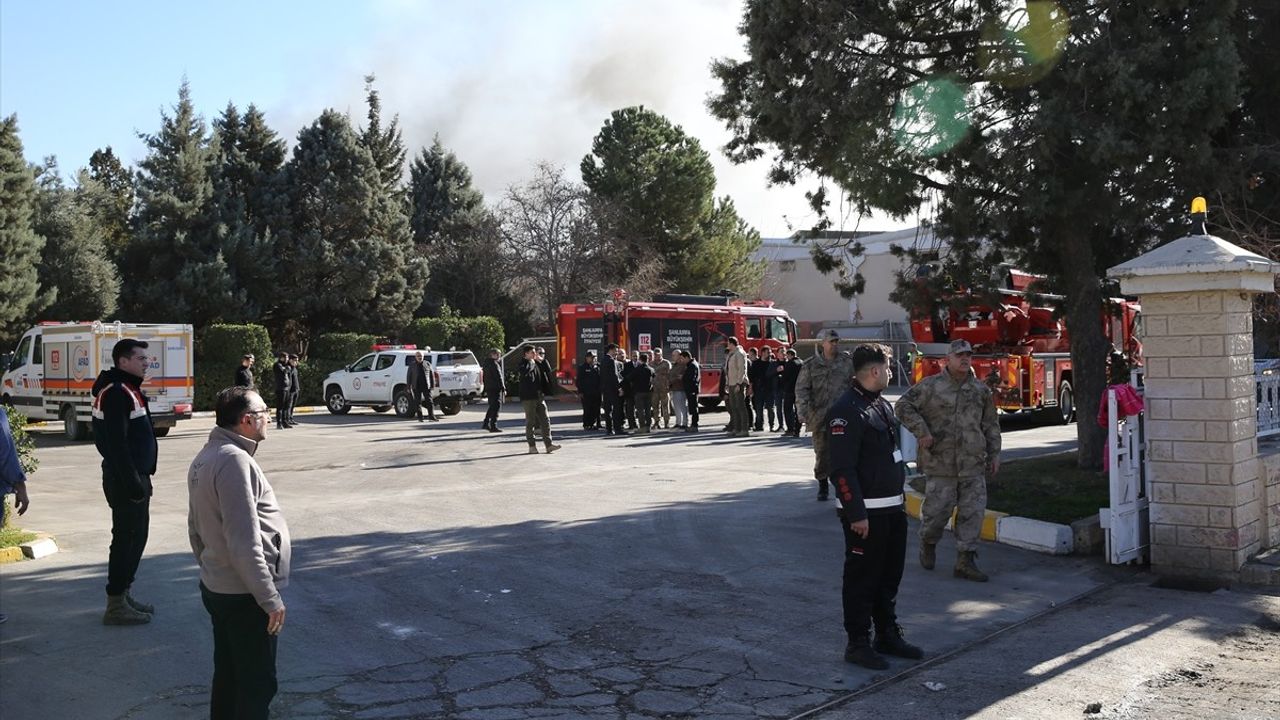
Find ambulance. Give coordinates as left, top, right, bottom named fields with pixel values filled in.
left=1, top=321, right=195, bottom=440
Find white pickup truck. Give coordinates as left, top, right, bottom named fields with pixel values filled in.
left=1, top=321, right=195, bottom=440
left=322, top=346, right=483, bottom=417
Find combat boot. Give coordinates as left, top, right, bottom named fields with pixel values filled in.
left=954, top=550, right=989, bottom=582
left=919, top=542, right=936, bottom=570
left=125, top=591, right=154, bottom=614
left=843, top=641, right=889, bottom=670
left=103, top=594, right=151, bottom=625
left=874, top=624, right=924, bottom=660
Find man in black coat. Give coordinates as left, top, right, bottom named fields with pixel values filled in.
left=272, top=352, right=293, bottom=430
left=599, top=344, right=626, bottom=435
left=234, top=354, right=255, bottom=389
left=682, top=350, right=701, bottom=432
left=780, top=348, right=803, bottom=436
left=409, top=351, right=439, bottom=422
left=621, top=351, right=639, bottom=430
left=287, top=354, right=301, bottom=426
left=481, top=349, right=505, bottom=432
left=577, top=352, right=602, bottom=430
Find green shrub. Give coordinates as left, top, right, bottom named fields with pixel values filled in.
left=195, top=324, right=275, bottom=411
left=404, top=315, right=504, bottom=355
left=309, top=333, right=379, bottom=365
left=296, top=361, right=332, bottom=406
left=403, top=318, right=451, bottom=350
left=2, top=408, right=36, bottom=529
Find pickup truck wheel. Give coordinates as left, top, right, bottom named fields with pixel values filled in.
left=62, top=405, right=88, bottom=441
left=153, top=426, right=171, bottom=438
left=439, top=398, right=463, bottom=416
left=393, top=389, right=414, bottom=418
left=326, top=387, right=351, bottom=415
left=1057, top=381, right=1075, bottom=424
left=371, top=405, right=392, bottom=413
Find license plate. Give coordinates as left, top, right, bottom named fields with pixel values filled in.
left=450, top=389, right=466, bottom=396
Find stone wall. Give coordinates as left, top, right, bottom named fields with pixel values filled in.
left=1259, top=441, right=1280, bottom=550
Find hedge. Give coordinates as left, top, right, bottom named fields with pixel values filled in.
left=2, top=407, right=37, bottom=529
left=195, top=324, right=276, bottom=411
left=403, top=315, right=504, bottom=356
left=309, top=333, right=379, bottom=365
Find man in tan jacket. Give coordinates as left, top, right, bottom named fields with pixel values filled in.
left=724, top=337, right=752, bottom=436
left=188, top=386, right=291, bottom=719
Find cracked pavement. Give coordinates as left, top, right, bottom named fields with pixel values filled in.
left=3, top=405, right=1110, bottom=719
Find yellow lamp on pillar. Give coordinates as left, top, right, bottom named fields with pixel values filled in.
left=1190, top=195, right=1208, bottom=234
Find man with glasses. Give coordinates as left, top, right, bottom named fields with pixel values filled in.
left=188, top=386, right=291, bottom=719
left=895, top=339, right=1001, bottom=582
left=91, top=338, right=159, bottom=625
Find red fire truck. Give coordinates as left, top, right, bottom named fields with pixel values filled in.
left=910, top=266, right=1142, bottom=423
left=555, top=292, right=798, bottom=407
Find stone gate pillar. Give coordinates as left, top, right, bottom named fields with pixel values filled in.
left=1108, top=233, right=1277, bottom=581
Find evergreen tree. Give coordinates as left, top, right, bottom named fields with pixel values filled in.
left=360, top=74, right=407, bottom=198
left=689, top=196, right=764, bottom=296
left=123, top=81, right=243, bottom=326
left=278, top=109, right=425, bottom=338
left=86, top=146, right=134, bottom=262
left=711, top=0, right=1245, bottom=467
left=409, top=135, right=485, bottom=246
left=0, top=115, right=48, bottom=334
left=32, top=160, right=121, bottom=320
left=237, top=104, right=287, bottom=237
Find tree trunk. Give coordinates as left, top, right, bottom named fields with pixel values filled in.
left=1055, top=229, right=1109, bottom=470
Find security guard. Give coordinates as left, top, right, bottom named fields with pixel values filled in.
left=895, top=339, right=1001, bottom=582
left=826, top=343, right=922, bottom=669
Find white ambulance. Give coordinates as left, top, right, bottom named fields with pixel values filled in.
left=1, top=321, right=195, bottom=440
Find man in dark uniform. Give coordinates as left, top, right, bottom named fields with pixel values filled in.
left=599, top=344, right=626, bottom=435
left=92, top=338, right=159, bottom=625
left=826, top=343, right=923, bottom=670
left=631, top=352, right=656, bottom=433
left=682, top=350, right=700, bottom=432
left=481, top=349, right=504, bottom=432
left=620, top=351, right=638, bottom=430
left=287, top=354, right=301, bottom=426
left=578, top=352, right=602, bottom=430
left=234, top=354, right=255, bottom=388
left=272, top=352, right=293, bottom=430
left=409, top=351, right=439, bottom=422
left=780, top=348, right=803, bottom=436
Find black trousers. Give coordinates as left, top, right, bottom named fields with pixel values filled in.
left=201, top=584, right=278, bottom=720
left=602, top=392, right=624, bottom=433
left=635, top=391, right=653, bottom=428
left=783, top=391, right=799, bottom=432
left=623, top=394, right=637, bottom=427
left=687, top=391, right=700, bottom=427
left=484, top=394, right=501, bottom=426
left=274, top=390, right=289, bottom=426
left=840, top=510, right=907, bottom=643
left=103, top=482, right=149, bottom=596
left=752, top=390, right=775, bottom=429
left=582, top=392, right=601, bottom=428
left=286, top=392, right=298, bottom=422
left=412, top=386, right=436, bottom=419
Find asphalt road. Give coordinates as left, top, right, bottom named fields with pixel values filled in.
left=2, top=403, right=1108, bottom=719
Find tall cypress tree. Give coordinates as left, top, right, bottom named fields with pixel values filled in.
left=360, top=74, right=407, bottom=199
left=32, top=160, right=121, bottom=320
left=278, top=109, right=425, bottom=338
left=86, top=146, right=134, bottom=263
left=0, top=115, right=49, bottom=334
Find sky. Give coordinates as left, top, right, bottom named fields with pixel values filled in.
left=0, top=0, right=913, bottom=239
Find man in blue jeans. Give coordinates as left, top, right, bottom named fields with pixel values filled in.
left=0, top=405, right=33, bottom=625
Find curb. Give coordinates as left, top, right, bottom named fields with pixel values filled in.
left=0, top=546, right=23, bottom=564
left=903, top=489, right=1073, bottom=555
left=0, top=533, right=60, bottom=564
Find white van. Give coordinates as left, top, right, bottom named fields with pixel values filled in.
left=2, top=321, right=195, bottom=440
left=322, top=346, right=483, bottom=417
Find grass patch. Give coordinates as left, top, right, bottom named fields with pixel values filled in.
left=0, top=525, right=38, bottom=549
left=989, top=452, right=1109, bottom=525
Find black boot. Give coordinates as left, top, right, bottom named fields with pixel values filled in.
left=844, top=640, right=889, bottom=670
left=874, top=624, right=924, bottom=660
left=817, top=477, right=830, bottom=502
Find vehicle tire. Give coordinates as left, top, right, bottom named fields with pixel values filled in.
left=698, top=397, right=722, bottom=411
left=153, top=426, right=171, bottom=438
left=371, top=405, right=392, bottom=413
left=326, top=387, right=351, bottom=415
left=1057, top=381, right=1074, bottom=424
left=439, top=398, right=463, bottom=416
left=62, top=405, right=88, bottom=441
left=393, top=389, right=415, bottom=418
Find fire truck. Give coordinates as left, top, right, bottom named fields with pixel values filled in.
left=555, top=292, right=798, bottom=407
left=909, top=266, right=1142, bottom=423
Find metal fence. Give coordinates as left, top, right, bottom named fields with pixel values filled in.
left=1259, top=370, right=1280, bottom=438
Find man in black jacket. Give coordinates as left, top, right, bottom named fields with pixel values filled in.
left=409, top=351, right=439, bottom=422
left=92, top=338, right=159, bottom=626
left=272, top=352, right=293, bottom=430
left=599, top=344, right=625, bottom=435
left=481, top=349, right=504, bottom=432
left=577, top=352, right=602, bottom=430
left=631, top=352, right=657, bottom=433
left=620, top=351, right=638, bottom=430
left=780, top=349, right=803, bottom=436
left=234, top=354, right=255, bottom=389
left=518, top=345, right=560, bottom=454
left=826, top=343, right=923, bottom=669
left=287, top=354, right=301, bottom=426
left=682, top=350, right=701, bottom=432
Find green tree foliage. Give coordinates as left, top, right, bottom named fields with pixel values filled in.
left=31, top=160, right=121, bottom=320
left=86, top=146, right=135, bottom=263
left=123, top=81, right=246, bottom=327
left=277, top=109, right=427, bottom=339
left=0, top=115, right=48, bottom=337
left=711, top=1, right=1244, bottom=467
left=193, top=323, right=274, bottom=410
left=404, top=312, right=504, bottom=355
left=581, top=106, right=763, bottom=295
left=308, top=332, right=379, bottom=367
left=360, top=74, right=408, bottom=199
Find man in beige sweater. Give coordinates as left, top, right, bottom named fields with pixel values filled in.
left=188, top=386, right=291, bottom=720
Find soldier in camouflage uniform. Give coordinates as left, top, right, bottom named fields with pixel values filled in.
left=895, top=339, right=1001, bottom=582
left=796, top=329, right=855, bottom=500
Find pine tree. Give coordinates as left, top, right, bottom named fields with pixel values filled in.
left=0, top=115, right=49, bottom=334
left=32, top=160, right=121, bottom=320
left=409, top=135, right=485, bottom=246
left=86, top=146, right=134, bottom=262
left=123, top=81, right=243, bottom=326
left=360, top=74, right=407, bottom=199
left=278, top=109, right=425, bottom=338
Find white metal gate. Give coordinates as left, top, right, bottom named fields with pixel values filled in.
left=1099, top=373, right=1149, bottom=564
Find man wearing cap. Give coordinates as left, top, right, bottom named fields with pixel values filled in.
left=796, top=330, right=855, bottom=500
left=895, top=339, right=1001, bottom=582
left=234, top=354, right=255, bottom=389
